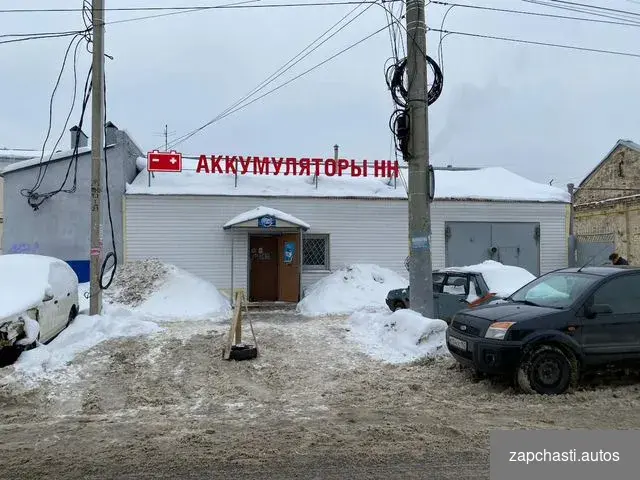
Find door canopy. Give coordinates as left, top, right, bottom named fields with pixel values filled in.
left=223, top=206, right=310, bottom=230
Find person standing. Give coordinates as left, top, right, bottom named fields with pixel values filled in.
left=609, top=253, right=630, bottom=265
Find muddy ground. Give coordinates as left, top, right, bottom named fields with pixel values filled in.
left=1, top=311, right=640, bottom=479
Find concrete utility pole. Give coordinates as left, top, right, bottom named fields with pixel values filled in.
left=567, top=183, right=576, bottom=267
left=405, top=0, right=434, bottom=317
left=89, top=0, right=106, bottom=315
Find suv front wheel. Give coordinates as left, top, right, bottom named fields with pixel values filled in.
left=516, top=344, right=579, bottom=395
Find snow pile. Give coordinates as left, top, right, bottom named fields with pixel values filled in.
left=14, top=314, right=39, bottom=347
left=297, top=264, right=407, bottom=317
left=0, top=254, right=76, bottom=319
left=442, top=260, right=536, bottom=298
left=108, top=258, right=169, bottom=307
left=8, top=309, right=162, bottom=386
left=348, top=309, right=448, bottom=364
left=104, top=259, right=231, bottom=320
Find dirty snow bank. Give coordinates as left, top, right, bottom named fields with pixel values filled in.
left=442, top=260, right=536, bottom=298
left=297, top=264, right=407, bottom=317
left=348, top=309, right=448, bottom=364
left=108, top=258, right=169, bottom=307
left=6, top=308, right=162, bottom=387
left=98, top=259, right=231, bottom=320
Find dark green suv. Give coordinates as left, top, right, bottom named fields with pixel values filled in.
left=385, top=269, right=500, bottom=322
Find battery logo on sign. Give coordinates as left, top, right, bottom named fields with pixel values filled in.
left=147, top=150, right=183, bottom=172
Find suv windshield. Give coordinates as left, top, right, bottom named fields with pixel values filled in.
left=509, top=272, right=600, bottom=308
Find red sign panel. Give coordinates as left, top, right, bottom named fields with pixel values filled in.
left=147, top=150, right=182, bottom=172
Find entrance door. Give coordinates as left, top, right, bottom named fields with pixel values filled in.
left=278, top=233, right=301, bottom=302
left=249, top=236, right=279, bottom=301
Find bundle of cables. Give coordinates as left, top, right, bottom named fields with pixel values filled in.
left=385, top=55, right=443, bottom=108
left=386, top=54, right=443, bottom=157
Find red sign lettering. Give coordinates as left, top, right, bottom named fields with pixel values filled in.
left=149, top=150, right=400, bottom=178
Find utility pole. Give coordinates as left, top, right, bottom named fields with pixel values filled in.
left=164, top=124, right=168, bottom=150
left=405, top=0, right=434, bottom=317
left=89, top=0, right=105, bottom=315
left=567, top=183, right=576, bottom=267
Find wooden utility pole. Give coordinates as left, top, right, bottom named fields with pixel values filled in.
left=89, top=0, right=105, bottom=315
left=405, top=0, right=434, bottom=317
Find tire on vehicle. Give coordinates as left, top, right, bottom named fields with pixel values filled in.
left=516, top=344, right=578, bottom=395
left=229, top=344, right=258, bottom=361
left=66, top=305, right=78, bottom=327
left=392, top=301, right=406, bottom=312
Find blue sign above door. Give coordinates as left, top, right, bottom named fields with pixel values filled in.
left=258, top=215, right=276, bottom=228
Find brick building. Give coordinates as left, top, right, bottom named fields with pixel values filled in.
left=573, top=139, right=640, bottom=265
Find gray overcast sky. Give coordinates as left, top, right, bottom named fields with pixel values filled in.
left=1, top=0, right=640, bottom=188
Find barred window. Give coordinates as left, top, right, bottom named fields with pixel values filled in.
left=302, top=234, right=329, bottom=270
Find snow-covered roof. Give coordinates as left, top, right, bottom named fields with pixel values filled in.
left=0, top=148, right=56, bottom=160
left=223, top=206, right=310, bottom=230
left=126, top=157, right=570, bottom=202
left=434, top=167, right=569, bottom=202
left=1, top=146, right=92, bottom=175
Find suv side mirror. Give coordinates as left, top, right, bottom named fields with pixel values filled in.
left=591, top=303, right=613, bottom=315
left=43, top=293, right=54, bottom=302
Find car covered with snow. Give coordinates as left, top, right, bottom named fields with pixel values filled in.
left=0, top=254, right=79, bottom=361
left=385, top=261, right=537, bottom=322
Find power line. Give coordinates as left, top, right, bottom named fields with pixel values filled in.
left=431, top=1, right=640, bottom=28
left=0, top=29, right=87, bottom=39
left=0, top=1, right=378, bottom=46
left=544, top=0, right=640, bottom=18
left=166, top=24, right=388, bottom=150
left=105, top=0, right=262, bottom=26
left=0, top=1, right=400, bottom=13
left=0, top=30, right=88, bottom=46
left=427, top=27, right=640, bottom=59
left=521, top=0, right=640, bottom=24
left=164, top=0, right=377, bottom=149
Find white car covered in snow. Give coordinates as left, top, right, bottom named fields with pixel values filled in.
left=0, top=254, right=79, bottom=360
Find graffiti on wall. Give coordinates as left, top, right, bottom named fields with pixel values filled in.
left=9, top=242, right=40, bottom=254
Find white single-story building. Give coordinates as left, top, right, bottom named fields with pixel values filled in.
left=123, top=155, right=570, bottom=303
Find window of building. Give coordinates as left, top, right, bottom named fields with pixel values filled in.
left=302, top=234, right=329, bottom=270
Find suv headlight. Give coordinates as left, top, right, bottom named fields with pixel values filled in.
left=485, top=322, right=515, bottom=340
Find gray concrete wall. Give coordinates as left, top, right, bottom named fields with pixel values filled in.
left=1, top=129, right=142, bottom=281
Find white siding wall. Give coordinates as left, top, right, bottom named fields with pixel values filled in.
left=123, top=195, right=568, bottom=297
left=123, top=196, right=409, bottom=296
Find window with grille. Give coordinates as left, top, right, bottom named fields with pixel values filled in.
left=302, top=234, right=329, bottom=270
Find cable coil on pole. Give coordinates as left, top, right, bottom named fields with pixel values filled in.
left=387, top=54, right=443, bottom=157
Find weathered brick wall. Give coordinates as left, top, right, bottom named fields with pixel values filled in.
left=575, top=200, right=640, bottom=264
left=574, top=144, right=640, bottom=204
